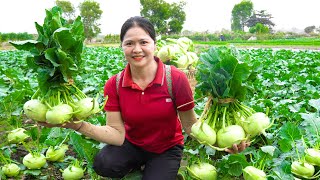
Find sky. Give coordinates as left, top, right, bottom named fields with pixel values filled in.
left=1, top=0, right=319, bottom=35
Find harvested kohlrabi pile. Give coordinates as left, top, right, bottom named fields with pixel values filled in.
left=156, top=37, right=199, bottom=70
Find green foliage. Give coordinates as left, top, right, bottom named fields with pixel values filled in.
left=304, top=25, right=316, bottom=34
left=55, top=0, right=75, bottom=22
left=231, top=0, right=254, bottom=31
left=184, top=48, right=320, bottom=179
left=9, top=6, right=85, bottom=96
left=166, top=31, right=320, bottom=43
left=195, top=46, right=251, bottom=100
left=140, top=0, right=186, bottom=34
left=249, top=23, right=269, bottom=34
left=1, top=46, right=320, bottom=179
left=218, top=154, right=250, bottom=177
left=79, top=1, right=103, bottom=41
left=246, top=10, right=275, bottom=30
left=69, top=132, right=99, bottom=167
left=0, top=32, right=34, bottom=42
left=167, top=1, right=186, bottom=34
left=104, top=34, right=120, bottom=44
left=0, top=46, right=125, bottom=178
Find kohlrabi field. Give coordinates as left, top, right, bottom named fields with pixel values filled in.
left=1, top=45, right=320, bottom=180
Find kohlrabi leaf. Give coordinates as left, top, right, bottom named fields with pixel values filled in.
left=309, top=99, right=320, bottom=112
left=217, top=154, right=250, bottom=177
left=196, top=46, right=251, bottom=101
left=9, top=6, right=85, bottom=97
left=70, top=132, right=100, bottom=167
left=279, top=122, right=302, bottom=142
left=9, top=40, right=45, bottom=55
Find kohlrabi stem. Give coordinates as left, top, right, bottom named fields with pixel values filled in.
left=71, top=84, right=87, bottom=99
left=205, top=111, right=213, bottom=129
left=186, top=166, right=201, bottom=180
left=36, top=124, right=41, bottom=150
left=310, top=171, right=320, bottom=179
left=211, top=105, right=219, bottom=129
left=74, top=93, right=82, bottom=101
left=31, top=88, right=40, bottom=99
left=57, top=91, right=61, bottom=104
left=58, top=132, right=70, bottom=147
left=222, top=106, right=227, bottom=130
left=206, top=143, right=227, bottom=151
left=199, top=97, right=212, bottom=122
left=62, top=91, right=69, bottom=104
left=44, top=101, right=53, bottom=109
left=21, top=141, right=32, bottom=155
left=91, top=98, right=96, bottom=111
left=0, top=151, right=9, bottom=164
left=258, top=154, right=267, bottom=171
left=236, top=101, right=254, bottom=117
left=265, top=106, right=270, bottom=116
left=310, top=117, right=320, bottom=138
left=98, top=95, right=109, bottom=113
left=293, top=140, right=301, bottom=162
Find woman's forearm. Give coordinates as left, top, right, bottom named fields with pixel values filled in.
left=179, top=109, right=198, bottom=136
left=71, top=122, right=125, bottom=146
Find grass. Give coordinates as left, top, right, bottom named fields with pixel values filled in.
left=2, top=38, right=319, bottom=50
left=195, top=38, right=320, bottom=47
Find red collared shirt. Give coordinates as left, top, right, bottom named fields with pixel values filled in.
left=104, top=57, right=194, bottom=153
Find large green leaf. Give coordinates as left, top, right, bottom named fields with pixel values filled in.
left=9, top=40, right=45, bottom=55
left=44, top=48, right=60, bottom=68
left=10, top=6, right=85, bottom=99
left=35, top=22, right=48, bottom=46
left=218, top=154, right=250, bottom=177
left=279, top=122, right=302, bottom=142
left=53, top=27, right=76, bottom=50
left=69, top=132, right=100, bottom=167
left=196, top=46, right=251, bottom=101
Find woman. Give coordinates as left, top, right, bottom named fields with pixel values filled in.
left=40, top=16, right=247, bottom=179
left=91, top=16, right=197, bottom=179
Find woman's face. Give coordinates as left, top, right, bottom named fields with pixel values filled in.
left=121, top=26, right=156, bottom=68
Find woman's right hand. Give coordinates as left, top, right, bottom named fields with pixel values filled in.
left=225, top=140, right=250, bottom=154
left=37, top=119, right=82, bottom=130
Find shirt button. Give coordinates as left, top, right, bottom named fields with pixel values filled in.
left=142, top=92, right=144, bottom=95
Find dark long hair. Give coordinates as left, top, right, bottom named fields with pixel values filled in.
left=120, top=16, right=156, bottom=43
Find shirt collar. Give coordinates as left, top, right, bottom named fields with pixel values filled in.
left=122, top=56, right=165, bottom=88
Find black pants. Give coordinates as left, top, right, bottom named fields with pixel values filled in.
left=93, top=139, right=183, bottom=180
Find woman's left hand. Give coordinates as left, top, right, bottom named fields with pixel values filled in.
left=225, top=141, right=250, bottom=154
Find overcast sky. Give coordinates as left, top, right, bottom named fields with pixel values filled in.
left=1, top=0, right=319, bottom=34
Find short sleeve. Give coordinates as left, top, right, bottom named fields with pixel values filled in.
left=104, top=75, right=120, bottom=111
left=171, top=66, right=195, bottom=111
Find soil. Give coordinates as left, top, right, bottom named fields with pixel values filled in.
left=5, top=146, right=92, bottom=180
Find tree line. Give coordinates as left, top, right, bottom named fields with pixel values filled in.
left=0, top=33, right=34, bottom=43
left=2, top=0, right=319, bottom=43
left=55, top=0, right=292, bottom=40
left=56, top=0, right=281, bottom=38
left=55, top=0, right=187, bottom=41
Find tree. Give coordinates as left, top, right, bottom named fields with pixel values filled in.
left=55, top=0, right=75, bottom=22
left=140, top=0, right=186, bottom=34
left=304, top=25, right=316, bottom=34
left=167, top=2, right=186, bottom=34
left=231, top=0, right=253, bottom=31
left=246, top=10, right=275, bottom=31
left=79, top=0, right=103, bottom=41
left=249, top=23, right=269, bottom=34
